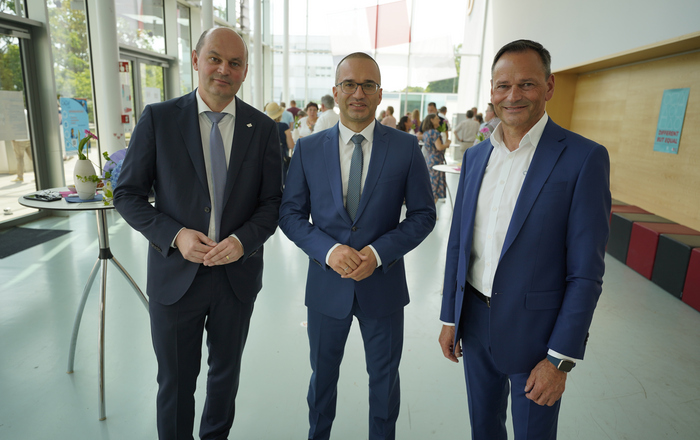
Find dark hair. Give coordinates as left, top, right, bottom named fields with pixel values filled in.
left=439, top=106, right=447, bottom=113
left=476, top=114, right=483, bottom=124
left=466, top=110, right=474, bottom=119
left=427, top=102, right=436, bottom=109
left=421, top=114, right=437, bottom=132
left=397, top=116, right=410, bottom=132
left=305, top=102, right=318, bottom=111
left=492, top=39, right=551, bottom=78
left=335, top=52, right=381, bottom=84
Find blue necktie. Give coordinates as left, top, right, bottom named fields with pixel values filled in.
left=205, top=111, right=227, bottom=241
left=346, top=134, right=365, bottom=221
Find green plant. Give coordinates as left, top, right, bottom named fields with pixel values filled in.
left=75, top=174, right=101, bottom=183
left=77, top=129, right=97, bottom=160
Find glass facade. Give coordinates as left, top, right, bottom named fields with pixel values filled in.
left=177, top=3, right=192, bottom=95
left=115, top=0, right=166, bottom=54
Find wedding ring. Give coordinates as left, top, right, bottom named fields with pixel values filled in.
left=344, top=266, right=349, bottom=272
left=226, top=255, right=230, bottom=261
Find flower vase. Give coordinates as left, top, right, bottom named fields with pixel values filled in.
left=74, top=159, right=97, bottom=200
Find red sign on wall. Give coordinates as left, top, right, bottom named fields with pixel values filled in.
left=119, top=62, right=129, bottom=73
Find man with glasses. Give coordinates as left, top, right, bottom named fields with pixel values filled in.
left=279, top=52, right=435, bottom=440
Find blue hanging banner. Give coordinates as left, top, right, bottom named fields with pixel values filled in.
left=60, top=97, right=90, bottom=156
left=653, top=88, right=690, bottom=154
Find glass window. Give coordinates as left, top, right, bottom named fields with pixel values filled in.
left=213, top=0, right=227, bottom=21
left=47, top=1, right=98, bottom=176
left=115, top=0, right=166, bottom=54
left=141, top=63, right=164, bottom=106
left=0, top=0, right=25, bottom=16
left=176, top=3, right=192, bottom=95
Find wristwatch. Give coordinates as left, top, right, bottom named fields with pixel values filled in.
left=547, top=354, right=575, bottom=372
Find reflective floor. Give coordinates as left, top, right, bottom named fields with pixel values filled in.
left=1, top=176, right=700, bottom=439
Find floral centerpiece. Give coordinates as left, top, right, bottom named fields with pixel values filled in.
left=73, top=129, right=126, bottom=204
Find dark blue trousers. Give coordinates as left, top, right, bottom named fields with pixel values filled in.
left=306, top=297, right=404, bottom=440
left=461, top=289, right=561, bottom=440
left=149, top=265, right=255, bottom=440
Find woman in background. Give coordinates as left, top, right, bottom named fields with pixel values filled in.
left=265, top=102, right=295, bottom=184
left=397, top=116, right=411, bottom=133
left=421, top=114, right=450, bottom=203
left=295, top=102, right=319, bottom=140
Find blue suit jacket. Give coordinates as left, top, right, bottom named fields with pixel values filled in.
left=440, top=119, right=611, bottom=374
left=279, top=123, right=436, bottom=319
left=114, top=91, right=282, bottom=306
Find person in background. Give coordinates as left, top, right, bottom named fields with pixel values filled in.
left=381, top=105, right=397, bottom=128
left=265, top=101, right=295, bottom=183
left=422, top=114, right=451, bottom=203
left=378, top=109, right=386, bottom=121
left=439, top=39, right=611, bottom=440
left=313, top=94, right=340, bottom=133
left=279, top=101, right=294, bottom=127
left=452, top=109, right=480, bottom=160
left=279, top=52, right=435, bottom=440
left=287, top=99, right=301, bottom=117
left=427, top=102, right=448, bottom=140
left=476, top=113, right=484, bottom=125
left=11, top=139, right=32, bottom=183
left=474, top=102, right=501, bottom=145
left=296, top=102, right=319, bottom=140
left=410, top=109, right=421, bottom=132
left=113, top=27, right=282, bottom=440
left=397, top=116, right=412, bottom=133
left=471, top=106, right=478, bottom=120
left=439, top=106, right=451, bottom=131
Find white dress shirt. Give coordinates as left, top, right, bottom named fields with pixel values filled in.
left=324, top=120, right=382, bottom=268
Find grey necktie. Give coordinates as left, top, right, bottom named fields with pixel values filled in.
left=205, top=111, right=227, bottom=241
left=346, top=134, right=365, bottom=221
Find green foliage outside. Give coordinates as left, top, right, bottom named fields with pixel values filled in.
left=0, top=38, right=23, bottom=91
left=425, top=43, right=461, bottom=93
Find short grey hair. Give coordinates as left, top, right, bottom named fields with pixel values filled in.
left=321, top=94, right=334, bottom=110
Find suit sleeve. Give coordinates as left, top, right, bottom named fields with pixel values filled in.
left=230, top=118, right=283, bottom=263
left=548, top=143, right=611, bottom=358
left=370, top=138, right=436, bottom=272
left=113, top=105, right=184, bottom=257
left=278, top=139, right=339, bottom=268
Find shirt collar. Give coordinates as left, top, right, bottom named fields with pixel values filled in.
left=195, top=87, right=237, bottom=118
left=491, top=112, right=548, bottom=152
left=338, top=119, right=376, bottom=146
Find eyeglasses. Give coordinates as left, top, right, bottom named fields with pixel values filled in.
left=335, top=81, right=381, bottom=95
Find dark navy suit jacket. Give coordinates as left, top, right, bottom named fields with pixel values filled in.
left=114, top=91, right=282, bottom=306
left=440, top=119, right=611, bottom=374
left=279, top=122, right=436, bottom=319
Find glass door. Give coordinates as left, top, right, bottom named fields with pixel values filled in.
left=0, top=31, right=36, bottom=222
left=119, top=53, right=166, bottom=131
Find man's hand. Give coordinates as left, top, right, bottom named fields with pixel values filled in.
left=524, top=359, right=567, bottom=406
left=342, top=246, right=377, bottom=281
left=203, top=236, right=244, bottom=266
left=175, top=228, right=216, bottom=264
left=328, top=245, right=366, bottom=276
left=439, top=325, right=461, bottom=363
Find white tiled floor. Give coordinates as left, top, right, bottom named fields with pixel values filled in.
left=1, top=174, right=700, bottom=439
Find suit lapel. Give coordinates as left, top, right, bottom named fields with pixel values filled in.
left=322, top=125, right=352, bottom=224
left=462, top=143, right=493, bottom=248
left=500, top=120, right=567, bottom=259
left=354, top=124, right=389, bottom=223
left=176, top=92, right=209, bottom=196
left=224, top=97, right=254, bottom=204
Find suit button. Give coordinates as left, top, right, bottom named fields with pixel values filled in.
left=204, top=207, right=211, bottom=213
left=352, top=226, right=357, bottom=232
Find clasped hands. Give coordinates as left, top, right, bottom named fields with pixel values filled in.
left=328, top=244, right=377, bottom=282
left=175, top=228, right=243, bottom=266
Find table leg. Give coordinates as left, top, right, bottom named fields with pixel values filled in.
left=66, top=210, right=148, bottom=421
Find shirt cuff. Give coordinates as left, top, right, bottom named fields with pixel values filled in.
left=441, top=321, right=455, bottom=326
left=325, top=243, right=342, bottom=266
left=171, top=227, right=186, bottom=248
left=368, top=244, right=382, bottom=268
left=548, top=349, right=580, bottom=364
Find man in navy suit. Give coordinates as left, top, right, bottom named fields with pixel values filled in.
left=114, top=28, right=281, bottom=439
left=438, top=40, right=611, bottom=439
left=279, top=53, right=435, bottom=440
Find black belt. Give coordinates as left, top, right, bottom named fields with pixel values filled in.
left=469, top=284, right=491, bottom=307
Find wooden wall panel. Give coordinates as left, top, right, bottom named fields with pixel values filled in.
left=568, top=51, right=700, bottom=230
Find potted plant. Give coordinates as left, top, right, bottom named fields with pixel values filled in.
left=74, top=130, right=99, bottom=200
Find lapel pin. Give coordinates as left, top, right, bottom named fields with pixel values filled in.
left=247, top=123, right=253, bottom=127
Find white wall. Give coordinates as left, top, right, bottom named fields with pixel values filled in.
left=459, top=0, right=700, bottom=116
left=491, top=0, right=700, bottom=72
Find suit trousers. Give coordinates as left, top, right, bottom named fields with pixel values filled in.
left=461, top=288, right=561, bottom=440
left=149, top=264, right=255, bottom=440
left=306, top=296, right=404, bottom=440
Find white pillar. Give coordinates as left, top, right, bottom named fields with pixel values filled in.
left=201, top=0, right=214, bottom=31
left=253, top=0, right=263, bottom=109
left=86, top=0, right=125, bottom=155
left=163, top=0, right=181, bottom=100
left=282, top=0, right=289, bottom=105
left=457, top=0, right=491, bottom=112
